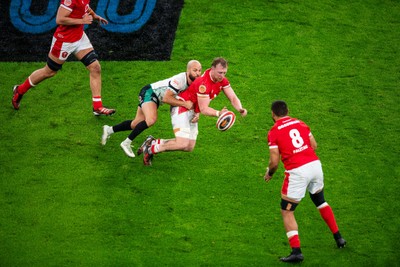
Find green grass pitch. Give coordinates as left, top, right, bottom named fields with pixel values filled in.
left=0, top=0, right=399, bottom=266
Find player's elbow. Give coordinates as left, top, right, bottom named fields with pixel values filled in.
left=311, top=143, right=317, bottom=150
left=310, top=138, right=318, bottom=150
left=162, top=96, right=172, bottom=106
left=55, top=17, right=65, bottom=25
left=198, top=105, right=207, bottom=115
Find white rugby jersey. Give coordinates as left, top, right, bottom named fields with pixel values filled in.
left=150, top=72, right=189, bottom=105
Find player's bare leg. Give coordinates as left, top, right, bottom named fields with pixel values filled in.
left=141, top=102, right=158, bottom=127
left=310, top=190, right=347, bottom=248
left=76, top=48, right=115, bottom=116
left=142, top=137, right=194, bottom=165
left=131, top=106, right=146, bottom=129
left=120, top=103, right=157, bottom=157
left=280, top=202, right=304, bottom=263
left=12, top=54, right=60, bottom=110
left=158, top=136, right=194, bottom=152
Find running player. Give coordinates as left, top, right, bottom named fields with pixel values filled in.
left=12, top=0, right=115, bottom=116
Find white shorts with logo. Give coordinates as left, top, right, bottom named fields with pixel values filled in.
left=170, top=107, right=198, bottom=140
left=282, top=160, right=324, bottom=202
left=50, top=33, right=93, bottom=61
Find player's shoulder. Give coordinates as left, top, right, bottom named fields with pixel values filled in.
left=169, top=72, right=186, bottom=82
left=61, top=0, right=77, bottom=6
left=267, top=125, right=278, bottom=143
left=170, top=72, right=186, bottom=79
left=60, top=0, right=80, bottom=11
left=190, top=74, right=206, bottom=87
left=169, top=72, right=188, bottom=90
left=222, top=76, right=230, bottom=85
left=295, top=118, right=309, bottom=128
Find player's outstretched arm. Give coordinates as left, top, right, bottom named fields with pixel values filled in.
left=223, top=86, right=247, bottom=117
left=198, top=95, right=221, bottom=117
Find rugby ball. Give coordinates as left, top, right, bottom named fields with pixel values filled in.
left=216, top=111, right=236, bottom=131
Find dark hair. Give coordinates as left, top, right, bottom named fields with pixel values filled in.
left=211, top=57, right=228, bottom=68
left=271, top=100, right=288, bottom=117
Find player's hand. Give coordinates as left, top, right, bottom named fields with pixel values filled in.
left=82, top=13, right=93, bottom=24
left=239, top=108, right=247, bottom=117
left=183, top=100, right=193, bottom=110
left=96, top=15, right=108, bottom=25
left=191, top=113, right=200, bottom=123
left=264, top=167, right=273, bottom=182
left=219, top=107, right=228, bottom=115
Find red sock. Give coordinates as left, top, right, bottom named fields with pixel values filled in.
left=319, top=204, right=339, bottom=234
left=150, top=144, right=159, bottom=154
left=287, top=231, right=300, bottom=248
left=18, top=77, right=34, bottom=94
left=93, top=96, right=103, bottom=110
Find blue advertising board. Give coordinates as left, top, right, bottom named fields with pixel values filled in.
left=0, top=0, right=184, bottom=61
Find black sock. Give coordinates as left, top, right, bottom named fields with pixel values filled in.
left=292, top=247, right=302, bottom=254
left=128, top=120, right=149, bottom=141
left=113, top=120, right=133, bottom=133
left=333, top=231, right=342, bottom=240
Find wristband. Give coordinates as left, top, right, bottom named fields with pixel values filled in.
left=216, top=111, right=220, bottom=117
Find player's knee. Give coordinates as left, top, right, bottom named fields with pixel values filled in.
left=45, top=69, right=58, bottom=78
left=185, top=143, right=195, bottom=152
left=175, top=138, right=191, bottom=151
left=310, top=190, right=326, bottom=207
left=184, top=141, right=196, bottom=152
left=81, top=50, right=99, bottom=67
left=281, top=198, right=299, bottom=211
left=87, top=61, right=101, bottom=76
left=145, top=117, right=157, bottom=127
left=46, top=57, right=62, bottom=73
left=182, top=144, right=194, bottom=152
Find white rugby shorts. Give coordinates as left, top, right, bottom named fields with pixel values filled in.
left=282, top=160, right=324, bottom=201
left=170, top=107, right=198, bottom=140
left=50, top=33, right=93, bottom=61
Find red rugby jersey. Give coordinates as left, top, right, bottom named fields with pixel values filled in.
left=178, top=68, right=231, bottom=113
left=268, top=116, right=319, bottom=170
left=53, top=0, right=89, bottom=42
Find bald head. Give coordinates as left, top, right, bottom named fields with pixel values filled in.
left=186, top=60, right=202, bottom=84
left=187, top=60, right=201, bottom=70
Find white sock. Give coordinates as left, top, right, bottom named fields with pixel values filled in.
left=152, top=144, right=160, bottom=154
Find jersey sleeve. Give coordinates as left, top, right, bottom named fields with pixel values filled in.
left=60, top=0, right=75, bottom=12
left=221, top=77, right=230, bottom=89
left=299, top=121, right=311, bottom=136
left=168, top=72, right=187, bottom=94
left=196, top=82, right=211, bottom=99
left=268, top=128, right=279, bottom=149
